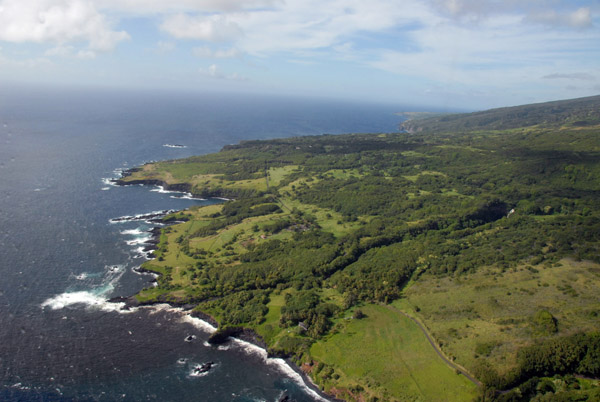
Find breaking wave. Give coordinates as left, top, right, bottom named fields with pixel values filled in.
left=109, top=209, right=175, bottom=223
left=41, top=264, right=131, bottom=312
left=150, top=186, right=205, bottom=201
left=41, top=290, right=129, bottom=312
left=120, top=228, right=144, bottom=236
left=227, top=338, right=329, bottom=402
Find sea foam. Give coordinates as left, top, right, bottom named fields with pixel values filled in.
left=170, top=193, right=206, bottom=201
left=126, top=236, right=152, bottom=246
left=150, top=186, right=179, bottom=195
left=109, top=209, right=175, bottom=224
left=227, top=337, right=329, bottom=402
left=150, top=186, right=205, bottom=201
left=120, top=228, right=144, bottom=236
left=41, top=290, right=133, bottom=313
left=101, top=177, right=118, bottom=187
left=41, top=264, right=131, bottom=312
left=179, top=310, right=327, bottom=401
left=41, top=292, right=327, bottom=400
left=180, top=312, right=218, bottom=333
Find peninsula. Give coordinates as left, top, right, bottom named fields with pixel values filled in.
left=118, top=96, right=600, bottom=401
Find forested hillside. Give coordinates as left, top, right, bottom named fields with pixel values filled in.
left=119, top=95, right=600, bottom=401
left=401, top=95, right=600, bottom=133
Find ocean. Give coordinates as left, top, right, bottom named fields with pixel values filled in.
left=0, top=86, right=406, bottom=401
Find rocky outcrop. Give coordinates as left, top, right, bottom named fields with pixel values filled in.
left=207, top=326, right=244, bottom=344
left=190, top=310, right=219, bottom=328
left=114, top=177, right=193, bottom=194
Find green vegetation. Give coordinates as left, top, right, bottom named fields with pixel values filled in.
left=403, top=259, right=600, bottom=394
left=309, top=303, right=476, bottom=401
left=124, top=95, right=600, bottom=401
left=400, top=94, right=600, bottom=133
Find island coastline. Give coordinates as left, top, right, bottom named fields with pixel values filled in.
left=108, top=96, right=600, bottom=401
left=110, top=176, right=337, bottom=402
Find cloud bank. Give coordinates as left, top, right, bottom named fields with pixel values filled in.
left=0, top=0, right=597, bottom=107
left=160, top=14, right=243, bottom=42
left=0, top=0, right=129, bottom=51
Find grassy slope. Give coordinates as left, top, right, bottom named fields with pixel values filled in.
left=310, top=303, right=477, bottom=401
left=400, top=95, right=600, bottom=133
left=401, top=258, right=600, bottom=378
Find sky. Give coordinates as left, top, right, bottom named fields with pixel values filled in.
left=0, top=0, right=599, bottom=109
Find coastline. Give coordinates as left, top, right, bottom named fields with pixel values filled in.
left=111, top=175, right=337, bottom=402
left=113, top=167, right=193, bottom=195
left=283, top=356, right=344, bottom=402
left=223, top=328, right=338, bottom=402
left=108, top=297, right=337, bottom=401
left=113, top=168, right=249, bottom=200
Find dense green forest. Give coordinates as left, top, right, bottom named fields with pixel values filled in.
left=120, top=96, right=600, bottom=401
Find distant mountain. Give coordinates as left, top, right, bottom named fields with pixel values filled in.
left=401, top=95, right=600, bottom=133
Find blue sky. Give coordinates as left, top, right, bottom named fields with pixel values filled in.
left=0, top=0, right=599, bottom=109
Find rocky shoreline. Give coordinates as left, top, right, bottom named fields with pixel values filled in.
left=206, top=325, right=339, bottom=402
left=110, top=173, right=338, bottom=402
left=112, top=167, right=193, bottom=193
left=106, top=293, right=338, bottom=401
left=112, top=169, right=243, bottom=200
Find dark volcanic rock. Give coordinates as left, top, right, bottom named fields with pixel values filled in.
left=190, top=310, right=219, bottom=328
left=108, top=296, right=141, bottom=310
left=208, top=327, right=244, bottom=344
left=192, top=361, right=214, bottom=374
left=236, top=328, right=268, bottom=349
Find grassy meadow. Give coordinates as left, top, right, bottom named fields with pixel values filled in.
left=309, top=303, right=477, bottom=401
left=401, top=259, right=600, bottom=377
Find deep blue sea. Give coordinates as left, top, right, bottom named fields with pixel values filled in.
left=0, top=87, right=407, bottom=401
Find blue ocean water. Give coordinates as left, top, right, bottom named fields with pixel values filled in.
left=0, top=86, right=406, bottom=401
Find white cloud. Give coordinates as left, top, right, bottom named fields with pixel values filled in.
left=430, top=1, right=595, bottom=26
left=77, top=49, right=96, bottom=59
left=223, top=0, right=433, bottom=55
left=45, top=45, right=75, bottom=57
left=204, top=63, right=218, bottom=76
left=45, top=45, right=97, bottom=59
left=148, top=0, right=598, bottom=104
left=155, top=41, right=176, bottom=53
left=366, top=7, right=599, bottom=97
left=526, top=7, right=593, bottom=29
left=94, top=0, right=278, bottom=14
left=0, top=0, right=129, bottom=51
left=193, top=46, right=241, bottom=58
left=0, top=0, right=597, bottom=105
left=0, top=47, right=53, bottom=68
left=45, top=45, right=96, bottom=59
left=160, top=13, right=243, bottom=41
left=199, top=63, right=246, bottom=80
left=431, top=0, right=494, bottom=20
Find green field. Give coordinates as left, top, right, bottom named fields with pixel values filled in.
left=402, top=259, right=600, bottom=377
left=310, top=303, right=477, bottom=401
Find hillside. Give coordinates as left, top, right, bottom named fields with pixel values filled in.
left=118, top=95, right=600, bottom=401
left=401, top=95, right=600, bottom=133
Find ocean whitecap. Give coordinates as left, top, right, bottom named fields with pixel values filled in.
left=40, top=291, right=127, bottom=313
left=228, top=338, right=329, bottom=402
left=120, top=228, right=144, bottom=236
